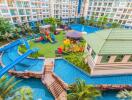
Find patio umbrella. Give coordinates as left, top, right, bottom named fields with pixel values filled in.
left=66, top=31, right=82, bottom=39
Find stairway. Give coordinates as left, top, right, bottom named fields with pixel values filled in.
left=49, top=81, right=64, bottom=98
left=41, top=58, right=67, bottom=100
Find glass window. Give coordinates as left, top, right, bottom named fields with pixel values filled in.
left=1, top=9, right=8, bottom=13
left=114, top=55, right=124, bottom=62
left=128, top=56, right=132, bottom=62
left=91, top=50, right=96, bottom=59
left=101, top=55, right=110, bottom=63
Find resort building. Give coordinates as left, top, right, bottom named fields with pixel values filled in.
left=87, top=0, right=132, bottom=28
left=84, top=28, right=132, bottom=76
left=0, top=0, right=78, bottom=24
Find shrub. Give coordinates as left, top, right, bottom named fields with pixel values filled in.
left=18, top=45, right=42, bottom=58
left=64, top=53, right=90, bottom=73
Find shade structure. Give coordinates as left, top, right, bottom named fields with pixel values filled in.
left=66, top=31, right=82, bottom=39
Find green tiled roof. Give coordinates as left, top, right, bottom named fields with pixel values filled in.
left=83, top=28, right=132, bottom=55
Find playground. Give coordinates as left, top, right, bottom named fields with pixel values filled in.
left=18, top=24, right=66, bottom=58
left=29, top=32, right=65, bottom=58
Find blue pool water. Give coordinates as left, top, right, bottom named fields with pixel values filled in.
left=16, top=78, right=54, bottom=100
left=70, top=24, right=101, bottom=33
left=2, top=45, right=44, bottom=72
left=97, top=91, right=118, bottom=100
left=0, top=41, right=129, bottom=100
left=1, top=44, right=53, bottom=100
left=54, top=59, right=132, bottom=84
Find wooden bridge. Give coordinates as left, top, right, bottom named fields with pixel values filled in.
left=42, top=58, right=68, bottom=100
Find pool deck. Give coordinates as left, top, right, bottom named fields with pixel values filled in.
left=42, top=58, right=68, bottom=100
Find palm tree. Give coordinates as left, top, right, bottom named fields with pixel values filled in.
left=80, top=17, right=85, bottom=25
left=97, top=16, right=103, bottom=28
left=35, top=21, right=41, bottom=33
left=7, top=86, right=33, bottom=100
left=67, top=79, right=101, bottom=100
left=97, top=15, right=108, bottom=28
left=0, top=75, right=21, bottom=99
left=44, top=17, right=57, bottom=25
left=110, top=22, right=120, bottom=28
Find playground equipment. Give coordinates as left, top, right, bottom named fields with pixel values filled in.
left=34, top=31, right=56, bottom=43
left=34, top=25, right=56, bottom=43
left=57, top=46, right=63, bottom=54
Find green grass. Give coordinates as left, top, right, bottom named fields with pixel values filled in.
left=29, top=32, right=65, bottom=58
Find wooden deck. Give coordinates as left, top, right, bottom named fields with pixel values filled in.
left=41, top=58, right=68, bottom=100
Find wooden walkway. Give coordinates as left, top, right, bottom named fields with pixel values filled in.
left=41, top=58, right=68, bottom=100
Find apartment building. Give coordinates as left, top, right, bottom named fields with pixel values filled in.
left=0, top=0, right=78, bottom=24
left=87, top=0, right=132, bottom=28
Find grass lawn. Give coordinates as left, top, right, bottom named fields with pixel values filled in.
left=29, top=32, right=65, bottom=58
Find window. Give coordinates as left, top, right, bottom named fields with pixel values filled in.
left=128, top=56, right=132, bottom=62
left=91, top=50, right=96, bottom=59
left=114, top=55, right=124, bottom=62
left=1, top=9, right=8, bottom=13
left=101, top=55, right=110, bottom=63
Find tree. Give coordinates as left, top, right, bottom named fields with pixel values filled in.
left=0, top=17, right=13, bottom=41
left=67, top=79, right=101, bottom=100
left=97, top=15, right=108, bottom=28
left=35, top=21, right=41, bottom=33
left=0, top=75, right=21, bottom=99
left=117, top=89, right=132, bottom=100
left=97, top=16, right=103, bottom=28
left=101, top=15, right=108, bottom=28
left=7, top=86, right=33, bottom=100
left=44, top=17, right=57, bottom=25
left=110, top=22, right=120, bottom=28
left=88, top=13, right=96, bottom=26
left=80, top=17, right=86, bottom=25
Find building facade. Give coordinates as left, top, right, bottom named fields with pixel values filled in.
left=0, top=0, right=78, bottom=24
left=84, top=28, right=132, bottom=76
left=87, top=0, right=132, bottom=28
left=0, top=0, right=131, bottom=27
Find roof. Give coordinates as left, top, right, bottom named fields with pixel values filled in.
left=83, top=28, right=132, bottom=55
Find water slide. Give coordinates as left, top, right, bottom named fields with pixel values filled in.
left=0, top=40, right=22, bottom=53
left=0, top=48, right=38, bottom=78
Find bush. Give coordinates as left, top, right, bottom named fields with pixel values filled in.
left=18, top=45, right=43, bottom=58
left=63, top=53, right=90, bottom=73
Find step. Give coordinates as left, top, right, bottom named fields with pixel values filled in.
left=49, top=81, right=64, bottom=98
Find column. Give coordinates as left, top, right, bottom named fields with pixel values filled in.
left=122, top=55, right=131, bottom=63
left=108, top=55, right=116, bottom=63
left=96, top=56, right=102, bottom=64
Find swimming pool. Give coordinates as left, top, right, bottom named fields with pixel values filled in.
left=1, top=45, right=53, bottom=100
left=70, top=24, right=101, bottom=33
left=54, top=59, right=132, bottom=84
left=2, top=45, right=44, bottom=72
left=97, top=90, right=118, bottom=100
left=16, top=78, right=54, bottom=100
left=0, top=41, right=129, bottom=99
